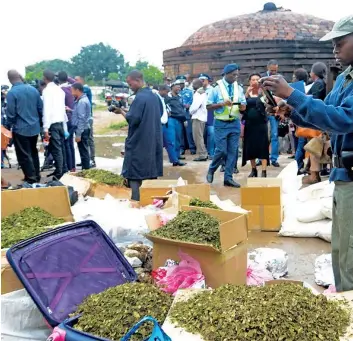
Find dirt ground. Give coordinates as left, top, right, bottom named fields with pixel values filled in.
left=1, top=110, right=331, bottom=290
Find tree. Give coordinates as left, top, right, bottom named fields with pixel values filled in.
left=71, top=43, right=125, bottom=81
left=141, top=65, right=164, bottom=85
left=108, top=72, right=119, bottom=80
left=25, top=59, right=73, bottom=81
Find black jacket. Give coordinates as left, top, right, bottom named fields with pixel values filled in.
left=164, top=95, right=186, bottom=122
left=308, top=78, right=326, bottom=100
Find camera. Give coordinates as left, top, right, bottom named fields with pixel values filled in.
left=108, top=99, right=126, bottom=112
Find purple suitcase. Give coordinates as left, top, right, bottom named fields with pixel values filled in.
left=6, top=220, right=137, bottom=340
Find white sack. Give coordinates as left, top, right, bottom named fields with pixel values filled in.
left=71, top=195, right=157, bottom=246
left=320, top=197, right=333, bottom=219
left=276, top=161, right=303, bottom=194
left=1, top=289, right=51, bottom=341
left=279, top=218, right=332, bottom=242
left=297, top=180, right=334, bottom=202
left=296, top=200, right=326, bottom=223
left=248, top=248, right=288, bottom=279
left=315, top=253, right=335, bottom=287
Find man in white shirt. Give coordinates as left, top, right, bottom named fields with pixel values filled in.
left=42, top=70, right=67, bottom=179
left=190, top=79, right=208, bottom=161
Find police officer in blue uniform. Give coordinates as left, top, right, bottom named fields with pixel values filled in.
left=176, top=75, right=196, bottom=157
left=206, top=64, right=246, bottom=187
left=262, top=15, right=353, bottom=292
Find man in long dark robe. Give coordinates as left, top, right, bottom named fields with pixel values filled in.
left=114, top=70, right=163, bottom=201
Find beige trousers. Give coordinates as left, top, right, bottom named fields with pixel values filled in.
left=192, top=119, right=207, bottom=158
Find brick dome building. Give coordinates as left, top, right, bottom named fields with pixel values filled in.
left=163, top=3, right=338, bottom=84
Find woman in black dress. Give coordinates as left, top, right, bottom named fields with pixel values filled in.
left=242, top=73, right=269, bottom=177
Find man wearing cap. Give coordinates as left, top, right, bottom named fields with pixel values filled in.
left=262, top=15, right=353, bottom=292
left=199, top=73, right=215, bottom=159
left=206, top=64, right=246, bottom=188
left=176, top=75, right=196, bottom=156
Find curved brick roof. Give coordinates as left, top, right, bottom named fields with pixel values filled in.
left=183, top=6, right=334, bottom=46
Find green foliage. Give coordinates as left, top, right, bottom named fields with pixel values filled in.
left=71, top=42, right=125, bottom=81
left=122, top=59, right=164, bottom=85
left=189, top=198, right=221, bottom=210
left=108, top=121, right=128, bottom=130
left=107, top=72, right=119, bottom=80
left=25, top=59, right=72, bottom=82
left=76, top=168, right=126, bottom=186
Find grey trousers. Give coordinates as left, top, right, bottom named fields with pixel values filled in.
left=332, top=181, right=353, bottom=292
left=88, top=120, right=95, bottom=161
left=192, top=119, right=207, bottom=158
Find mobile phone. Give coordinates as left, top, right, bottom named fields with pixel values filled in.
left=262, top=88, right=277, bottom=107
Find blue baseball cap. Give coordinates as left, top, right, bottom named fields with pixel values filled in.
left=198, top=73, right=211, bottom=81
left=222, top=63, right=240, bottom=75
left=176, top=75, right=187, bottom=82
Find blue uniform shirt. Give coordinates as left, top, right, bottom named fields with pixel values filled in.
left=288, top=65, right=353, bottom=182
left=180, top=87, right=193, bottom=107
left=5, top=82, right=43, bottom=137
left=207, top=78, right=246, bottom=116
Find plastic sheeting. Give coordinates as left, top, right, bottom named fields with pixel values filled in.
left=71, top=195, right=158, bottom=246
left=1, top=289, right=51, bottom=341
left=248, top=248, right=288, bottom=279
left=314, top=253, right=335, bottom=287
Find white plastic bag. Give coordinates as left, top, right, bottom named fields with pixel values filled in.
left=210, top=195, right=249, bottom=214
left=296, top=200, right=326, bottom=223
left=315, top=254, right=335, bottom=287
left=248, top=248, right=288, bottom=279
left=297, top=180, right=334, bottom=202
left=247, top=261, right=273, bottom=286
left=320, top=197, right=333, bottom=219
left=276, top=161, right=303, bottom=194
left=279, top=218, right=332, bottom=242
left=1, top=289, right=51, bottom=341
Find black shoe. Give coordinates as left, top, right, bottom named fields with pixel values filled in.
left=224, top=179, right=241, bottom=188
left=271, top=161, right=280, bottom=167
left=320, top=168, right=330, bottom=176
left=233, top=167, right=239, bottom=174
left=220, top=165, right=225, bottom=172
left=193, top=157, right=208, bottom=162
left=180, top=150, right=185, bottom=155
left=206, top=172, right=214, bottom=183
left=90, top=161, right=96, bottom=168
left=173, top=162, right=186, bottom=167
left=288, top=155, right=295, bottom=159
left=256, top=160, right=261, bottom=167
left=262, top=170, right=267, bottom=178
left=77, top=163, right=82, bottom=167
left=249, top=168, right=258, bottom=178
left=47, top=172, right=55, bottom=177
left=179, top=155, right=186, bottom=160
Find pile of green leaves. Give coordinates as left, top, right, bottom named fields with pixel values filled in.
left=76, top=169, right=125, bottom=186
left=169, top=283, right=351, bottom=341
left=150, top=210, right=221, bottom=250
left=2, top=207, right=65, bottom=248
left=189, top=198, right=220, bottom=210
left=73, top=283, right=173, bottom=341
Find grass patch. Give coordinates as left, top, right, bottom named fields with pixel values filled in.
left=93, top=103, right=108, bottom=112
left=108, top=121, right=128, bottom=130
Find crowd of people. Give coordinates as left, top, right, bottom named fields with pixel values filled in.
left=1, top=70, right=95, bottom=185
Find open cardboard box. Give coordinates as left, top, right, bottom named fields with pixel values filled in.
left=1, top=187, right=74, bottom=294
left=145, top=206, right=248, bottom=288
left=241, top=178, right=283, bottom=231
left=140, top=179, right=188, bottom=206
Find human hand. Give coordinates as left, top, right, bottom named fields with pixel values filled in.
left=75, top=136, right=81, bottom=143
left=224, top=99, right=232, bottom=107
left=260, top=76, right=294, bottom=99
left=44, top=132, right=50, bottom=140
left=65, top=106, right=72, bottom=112
left=239, top=104, right=246, bottom=111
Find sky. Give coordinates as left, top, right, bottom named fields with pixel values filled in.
left=0, top=0, right=347, bottom=84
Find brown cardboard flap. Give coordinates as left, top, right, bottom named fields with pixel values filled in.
left=1, top=187, right=73, bottom=221
left=1, top=249, right=23, bottom=294
left=247, top=178, right=282, bottom=189
left=241, top=187, right=281, bottom=206
left=219, top=216, right=248, bottom=250
left=145, top=234, right=220, bottom=253
left=141, top=180, right=187, bottom=188
left=175, top=184, right=210, bottom=201
left=89, top=182, right=131, bottom=199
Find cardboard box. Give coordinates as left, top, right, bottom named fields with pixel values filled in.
left=1, top=187, right=74, bottom=294
left=145, top=206, right=248, bottom=288
left=140, top=179, right=188, bottom=206
left=241, top=178, right=283, bottom=232
left=170, top=184, right=211, bottom=210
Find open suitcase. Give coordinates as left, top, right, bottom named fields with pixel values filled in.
left=6, top=220, right=170, bottom=341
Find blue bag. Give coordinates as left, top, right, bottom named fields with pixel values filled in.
left=121, top=316, right=171, bottom=341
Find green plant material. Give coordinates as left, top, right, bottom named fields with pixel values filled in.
left=189, top=198, right=220, bottom=210
left=1, top=207, right=65, bottom=248
left=108, top=121, right=128, bottom=130
left=72, top=283, right=173, bottom=341
left=76, top=169, right=125, bottom=186
left=169, top=283, right=351, bottom=341
left=150, top=210, right=221, bottom=250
